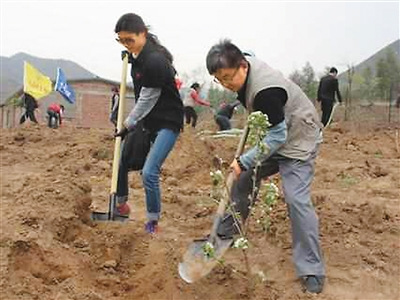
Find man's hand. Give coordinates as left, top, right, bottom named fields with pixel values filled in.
left=114, top=126, right=129, bottom=139
left=230, top=158, right=242, bottom=178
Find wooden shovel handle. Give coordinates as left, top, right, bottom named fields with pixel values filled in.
left=110, top=54, right=129, bottom=194
left=211, top=125, right=250, bottom=238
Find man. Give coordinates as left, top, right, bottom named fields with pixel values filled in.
left=110, top=86, right=120, bottom=129
left=215, top=100, right=240, bottom=131
left=206, top=40, right=325, bottom=293
left=47, top=103, right=65, bottom=128
left=317, top=67, right=342, bottom=127
left=19, top=93, right=39, bottom=124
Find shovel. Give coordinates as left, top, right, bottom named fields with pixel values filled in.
left=325, top=101, right=339, bottom=128
left=91, top=53, right=130, bottom=222
left=178, top=125, right=249, bottom=283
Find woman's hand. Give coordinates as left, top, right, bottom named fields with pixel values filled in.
left=114, top=126, right=129, bottom=139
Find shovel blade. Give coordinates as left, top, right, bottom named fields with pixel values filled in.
left=90, top=211, right=129, bottom=222
left=90, top=194, right=129, bottom=222
left=178, top=236, right=233, bottom=283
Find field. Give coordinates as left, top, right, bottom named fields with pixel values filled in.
left=1, top=110, right=399, bottom=300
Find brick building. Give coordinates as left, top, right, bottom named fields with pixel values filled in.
left=1, top=78, right=134, bottom=129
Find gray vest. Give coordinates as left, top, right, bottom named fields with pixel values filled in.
left=245, top=57, right=322, bottom=160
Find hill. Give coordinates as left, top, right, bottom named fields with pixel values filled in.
left=0, top=52, right=97, bottom=105
left=338, top=39, right=400, bottom=82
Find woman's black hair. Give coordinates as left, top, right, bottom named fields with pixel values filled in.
left=190, top=82, right=200, bottom=89
left=115, top=13, right=173, bottom=63
left=206, top=39, right=245, bottom=74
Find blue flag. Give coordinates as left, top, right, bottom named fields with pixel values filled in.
left=55, top=68, right=76, bottom=104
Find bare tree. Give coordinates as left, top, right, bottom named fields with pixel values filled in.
left=345, top=64, right=355, bottom=121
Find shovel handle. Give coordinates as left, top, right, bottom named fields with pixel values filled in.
left=210, top=125, right=250, bottom=240
left=110, top=54, right=129, bottom=194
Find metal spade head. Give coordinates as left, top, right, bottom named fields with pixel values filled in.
left=178, top=236, right=233, bottom=283
left=90, top=211, right=129, bottom=222
left=90, top=194, right=129, bottom=222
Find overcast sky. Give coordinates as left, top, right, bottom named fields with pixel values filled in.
left=1, top=0, right=399, bottom=83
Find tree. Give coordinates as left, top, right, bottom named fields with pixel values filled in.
left=359, top=66, right=378, bottom=101
left=376, top=49, right=400, bottom=101
left=344, top=64, right=355, bottom=121
left=289, top=62, right=318, bottom=100
left=376, top=58, right=391, bottom=100
left=302, top=62, right=318, bottom=100
left=207, top=84, right=237, bottom=107
left=289, top=70, right=304, bottom=87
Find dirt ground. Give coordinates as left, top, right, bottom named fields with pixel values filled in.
left=1, top=113, right=399, bottom=300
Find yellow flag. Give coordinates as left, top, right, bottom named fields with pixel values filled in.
left=23, top=61, right=53, bottom=100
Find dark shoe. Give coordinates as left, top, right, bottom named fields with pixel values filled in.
left=145, top=220, right=159, bottom=234
left=301, top=275, right=325, bottom=294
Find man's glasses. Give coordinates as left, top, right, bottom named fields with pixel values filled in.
left=213, top=67, right=240, bottom=85
left=115, top=37, right=135, bottom=45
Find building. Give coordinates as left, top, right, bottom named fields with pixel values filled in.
left=1, top=78, right=134, bottom=129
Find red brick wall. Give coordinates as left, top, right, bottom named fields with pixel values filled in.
left=80, top=92, right=110, bottom=128
left=74, top=82, right=134, bottom=129
left=1, top=80, right=134, bottom=129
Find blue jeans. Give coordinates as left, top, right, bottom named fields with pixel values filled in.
left=117, top=128, right=179, bottom=221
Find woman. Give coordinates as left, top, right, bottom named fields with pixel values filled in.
left=114, top=13, right=184, bottom=234
left=183, top=82, right=210, bottom=128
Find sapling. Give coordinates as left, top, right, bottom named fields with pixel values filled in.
left=256, top=180, right=279, bottom=232
left=205, top=111, right=277, bottom=260
left=202, top=241, right=216, bottom=258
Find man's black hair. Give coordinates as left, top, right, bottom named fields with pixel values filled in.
left=329, top=67, right=338, bottom=74
left=206, top=39, right=245, bottom=74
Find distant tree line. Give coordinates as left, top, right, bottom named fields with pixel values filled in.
left=288, top=62, right=319, bottom=101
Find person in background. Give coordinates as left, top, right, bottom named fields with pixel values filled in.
left=183, top=82, right=210, bottom=128
left=114, top=13, right=184, bottom=234
left=317, top=67, right=342, bottom=127
left=47, top=103, right=65, bottom=128
left=19, top=92, right=39, bottom=124
left=215, top=100, right=240, bottom=131
left=110, top=86, right=120, bottom=129
left=175, top=77, right=183, bottom=90
left=206, top=39, right=325, bottom=294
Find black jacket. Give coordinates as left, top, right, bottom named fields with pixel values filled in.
left=317, top=75, right=342, bottom=103
left=23, top=93, right=38, bottom=111
left=129, top=42, right=183, bottom=133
